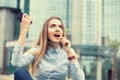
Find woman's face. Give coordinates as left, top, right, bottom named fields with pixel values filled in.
left=48, top=19, right=64, bottom=43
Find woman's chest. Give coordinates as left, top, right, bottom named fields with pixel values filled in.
left=37, top=53, right=69, bottom=77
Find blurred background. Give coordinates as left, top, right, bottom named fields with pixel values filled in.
left=0, top=0, right=120, bottom=80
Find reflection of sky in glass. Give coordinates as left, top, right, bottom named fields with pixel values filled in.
left=0, top=0, right=17, bottom=8
left=82, top=0, right=120, bottom=45
left=103, top=0, right=120, bottom=42
left=82, top=0, right=98, bottom=45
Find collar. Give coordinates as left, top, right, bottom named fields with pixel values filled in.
left=47, top=46, right=61, bottom=54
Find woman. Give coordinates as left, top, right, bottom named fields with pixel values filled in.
left=11, top=13, right=85, bottom=80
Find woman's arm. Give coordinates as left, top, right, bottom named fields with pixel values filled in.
left=11, top=44, right=37, bottom=67
left=69, top=61, right=85, bottom=80
left=61, top=37, right=85, bottom=80
left=18, top=13, right=32, bottom=45
left=67, top=49, right=85, bottom=80
left=11, top=13, right=34, bottom=67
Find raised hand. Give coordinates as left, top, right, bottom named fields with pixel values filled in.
left=20, top=13, right=32, bottom=33
left=17, top=13, right=32, bottom=45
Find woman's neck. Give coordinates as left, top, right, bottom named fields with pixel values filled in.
left=48, top=41, right=60, bottom=48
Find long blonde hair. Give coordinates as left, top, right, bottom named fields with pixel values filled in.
left=29, top=16, right=65, bottom=75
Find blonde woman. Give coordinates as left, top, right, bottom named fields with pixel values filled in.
left=11, top=13, right=85, bottom=80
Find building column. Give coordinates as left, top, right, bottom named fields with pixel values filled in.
left=96, top=57, right=102, bottom=80
left=0, top=8, right=20, bottom=73
left=96, top=0, right=102, bottom=79
left=71, top=0, right=83, bottom=45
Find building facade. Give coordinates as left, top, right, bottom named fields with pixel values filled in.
left=102, top=0, right=120, bottom=42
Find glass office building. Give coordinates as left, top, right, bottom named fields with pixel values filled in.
left=103, top=0, right=120, bottom=42
left=79, top=1, right=102, bottom=79
left=0, top=0, right=17, bottom=8
left=25, top=0, right=72, bottom=40
left=80, top=0, right=120, bottom=80
left=82, top=0, right=99, bottom=45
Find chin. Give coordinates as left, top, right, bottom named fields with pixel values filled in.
left=53, top=40, right=60, bottom=44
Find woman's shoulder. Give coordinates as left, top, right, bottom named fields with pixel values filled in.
left=25, top=45, right=39, bottom=56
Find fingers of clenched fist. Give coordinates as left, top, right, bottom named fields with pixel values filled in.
left=61, top=37, right=71, bottom=50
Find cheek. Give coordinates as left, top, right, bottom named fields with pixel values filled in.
left=48, top=34, right=54, bottom=42
left=48, top=29, right=53, bottom=35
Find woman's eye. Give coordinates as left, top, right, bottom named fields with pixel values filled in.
left=59, top=25, right=63, bottom=29
left=51, top=24, right=56, bottom=28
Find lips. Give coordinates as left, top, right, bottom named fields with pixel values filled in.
left=54, top=34, right=60, bottom=37
left=53, top=33, right=62, bottom=40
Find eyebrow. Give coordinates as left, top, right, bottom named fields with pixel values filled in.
left=50, top=23, right=62, bottom=26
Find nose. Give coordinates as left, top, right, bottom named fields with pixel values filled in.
left=55, top=26, right=60, bottom=31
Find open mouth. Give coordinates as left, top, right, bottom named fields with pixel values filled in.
left=53, top=34, right=60, bottom=38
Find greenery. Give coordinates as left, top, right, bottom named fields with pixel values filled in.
left=106, top=37, right=120, bottom=80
